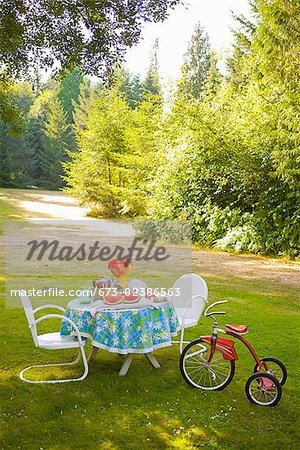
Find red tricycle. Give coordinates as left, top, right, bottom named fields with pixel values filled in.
left=180, top=301, right=287, bottom=406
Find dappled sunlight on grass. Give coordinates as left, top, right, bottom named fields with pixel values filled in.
left=150, top=417, right=212, bottom=449
left=0, top=197, right=299, bottom=449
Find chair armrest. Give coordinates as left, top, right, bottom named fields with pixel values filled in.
left=33, top=304, right=66, bottom=314
left=34, top=314, right=85, bottom=345
left=180, top=295, right=208, bottom=328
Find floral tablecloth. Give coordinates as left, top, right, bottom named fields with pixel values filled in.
left=60, top=298, right=180, bottom=354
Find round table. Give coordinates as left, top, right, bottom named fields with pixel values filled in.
left=60, top=298, right=180, bottom=375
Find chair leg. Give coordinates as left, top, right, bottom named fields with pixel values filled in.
left=172, top=339, right=190, bottom=349
left=179, top=326, right=185, bottom=354
left=19, top=346, right=89, bottom=384
left=171, top=327, right=190, bottom=354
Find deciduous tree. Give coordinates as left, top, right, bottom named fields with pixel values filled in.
left=0, top=0, right=181, bottom=78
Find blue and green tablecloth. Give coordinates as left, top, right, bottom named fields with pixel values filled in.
left=60, top=299, right=180, bottom=354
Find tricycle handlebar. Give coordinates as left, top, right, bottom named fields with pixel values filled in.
left=204, top=300, right=227, bottom=317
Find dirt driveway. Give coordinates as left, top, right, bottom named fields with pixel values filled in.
left=0, top=188, right=89, bottom=219
left=1, top=188, right=299, bottom=288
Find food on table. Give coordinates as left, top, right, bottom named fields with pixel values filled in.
left=147, top=293, right=167, bottom=302
left=123, top=294, right=140, bottom=304
left=103, top=295, right=124, bottom=305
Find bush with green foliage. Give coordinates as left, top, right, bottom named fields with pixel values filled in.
left=148, top=1, right=300, bottom=257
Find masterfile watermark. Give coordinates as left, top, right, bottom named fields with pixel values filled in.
left=26, top=238, right=169, bottom=262
left=10, top=286, right=182, bottom=298
left=5, top=219, right=192, bottom=308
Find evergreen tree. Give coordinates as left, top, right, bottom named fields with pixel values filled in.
left=0, top=119, right=11, bottom=186
left=0, top=118, right=36, bottom=187
left=114, top=68, right=144, bottom=108
left=72, top=79, right=94, bottom=132
left=25, top=90, right=55, bottom=184
left=143, top=39, right=161, bottom=97
left=203, top=52, right=223, bottom=98
left=0, top=82, right=35, bottom=186
left=41, top=97, right=72, bottom=189
left=65, top=90, right=132, bottom=215
left=122, top=94, right=163, bottom=215
left=227, top=8, right=257, bottom=90
left=57, top=68, right=84, bottom=123
left=128, top=74, right=144, bottom=108
left=178, top=23, right=211, bottom=99
left=23, top=117, right=44, bottom=182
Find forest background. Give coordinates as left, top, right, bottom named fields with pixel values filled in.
left=0, top=0, right=299, bottom=258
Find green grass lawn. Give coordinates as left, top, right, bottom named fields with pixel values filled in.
left=0, top=198, right=299, bottom=450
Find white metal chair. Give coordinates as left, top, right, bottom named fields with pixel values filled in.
left=127, top=278, right=148, bottom=296
left=19, top=294, right=89, bottom=384
left=168, top=274, right=208, bottom=353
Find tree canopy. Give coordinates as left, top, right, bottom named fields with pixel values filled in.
left=0, top=0, right=181, bottom=78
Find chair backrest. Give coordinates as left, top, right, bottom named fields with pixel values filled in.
left=127, top=279, right=148, bottom=296
left=20, top=293, right=39, bottom=347
left=171, top=274, right=208, bottom=322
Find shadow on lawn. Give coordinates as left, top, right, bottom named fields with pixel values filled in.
left=0, top=363, right=223, bottom=450
left=0, top=338, right=298, bottom=450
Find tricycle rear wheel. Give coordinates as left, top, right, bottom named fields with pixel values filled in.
left=246, top=372, right=282, bottom=406
left=254, top=357, right=287, bottom=386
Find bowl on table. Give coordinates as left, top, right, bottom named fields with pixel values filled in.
left=78, top=288, right=93, bottom=304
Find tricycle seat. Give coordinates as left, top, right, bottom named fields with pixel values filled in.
left=225, top=324, right=248, bottom=334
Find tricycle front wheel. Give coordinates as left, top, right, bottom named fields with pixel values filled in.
left=180, top=338, right=235, bottom=391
